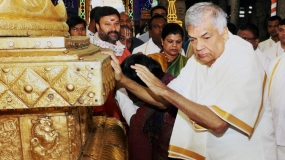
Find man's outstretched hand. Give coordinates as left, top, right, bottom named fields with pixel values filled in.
left=131, top=64, right=167, bottom=96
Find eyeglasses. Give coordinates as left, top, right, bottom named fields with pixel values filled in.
left=71, top=27, right=86, bottom=32
left=242, top=37, right=257, bottom=41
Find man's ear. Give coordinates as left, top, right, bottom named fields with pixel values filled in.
left=222, top=27, right=229, bottom=43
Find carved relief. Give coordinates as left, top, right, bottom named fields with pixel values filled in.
left=10, top=68, right=49, bottom=107
left=0, top=91, right=28, bottom=109
left=52, top=68, right=90, bottom=105
left=0, top=67, right=24, bottom=86
left=0, top=118, right=22, bottom=159
left=30, top=117, right=60, bottom=160
left=67, top=112, right=82, bottom=160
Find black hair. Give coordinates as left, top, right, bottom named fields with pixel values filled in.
left=147, top=14, right=167, bottom=30
left=150, top=5, right=167, bottom=17
left=90, top=6, right=101, bottom=21
left=267, top=15, right=282, bottom=26
left=279, top=18, right=285, bottom=26
left=239, top=23, right=259, bottom=38
left=161, top=23, right=184, bottom=41
left=66, top=16, right=87, bottom=32
left=121, top=54, right=164, bottom=87
left=94, top=6, right=120, bottom=24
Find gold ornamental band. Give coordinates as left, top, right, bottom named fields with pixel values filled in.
left=169, top=145, right=205, bottom=160
left=209, top=105, right=253, bottom=136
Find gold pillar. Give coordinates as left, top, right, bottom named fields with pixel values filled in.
left=167, top=0, right=182, bottom=26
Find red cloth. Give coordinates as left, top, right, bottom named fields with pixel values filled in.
left=128, top=73, right=177, bottom=160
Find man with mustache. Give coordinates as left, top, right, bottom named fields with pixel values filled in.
left=91, top=6, right=130, bottom=63
left=91, top=6, right=130, bottom=120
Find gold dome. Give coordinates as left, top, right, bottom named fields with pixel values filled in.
left=0, top=0, right=69, bottom=37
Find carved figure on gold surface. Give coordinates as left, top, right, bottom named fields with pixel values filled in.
left=30, top=117, right=60, bottom=160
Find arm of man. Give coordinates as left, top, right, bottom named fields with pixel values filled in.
left=103, top=51, right=170, bottom=109
left=132, top=64, right=229, bottom=134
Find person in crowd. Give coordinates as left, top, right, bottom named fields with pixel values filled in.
left=92, top=6, right=130, bottom=63
left=138, top=5, right=167, bottom=42
left=119, top=25, right=133, bottom=52
left=116, top=54, right=177, bottom=159
left=119, top=12, right=144, bottom=52
left=264, top=19, right=285, bottom=60
left=105, top=2, right=277, bottom=159
left=259, top=15, right=281, bottom=52
left=148, top=23, right=188, bottom=77
left=66, top=16, right=87, bottom=36
left=265, top=33, right=285, bottom=160
left=86, top=6, right=101, bottom=37
left=92, top=6, right=131, bottom=120
left=237, top=23, right=269, bottom=72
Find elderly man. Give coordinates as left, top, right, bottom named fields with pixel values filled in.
left=119, top=12, right=144, bottom=52
left=106, top=2, right=277, bottom=159
left=237, top=23, right=270, bottom=73
left=265, top=18, right=285, bottom=160
left=259, top=15, right=281, bottom=52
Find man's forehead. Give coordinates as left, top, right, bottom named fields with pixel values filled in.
left=120, top=13, right=130, bottom=19
left=100, top=14, right=119, bottom=21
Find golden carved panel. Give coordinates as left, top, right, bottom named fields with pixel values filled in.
left=0, top=91, right=28, bottom=109
left=0, top=117, right=23, bottom=159
left=0, top=43, right=114, bottom=109
left=10, top=68, right=49, bottom=107
left=52, top=67, right=90, bottom=105
left=0, top=67, right=25, bottom=86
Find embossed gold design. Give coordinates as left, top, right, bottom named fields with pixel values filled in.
left=10, top=68, right=49, bottom=107
left=0, top=118, right=23, bottom=159
left=167, top=0, right=183, bottom=26
left=30, top=117, right=60, bottom=160
left=0, top=0, right=68, bottom=36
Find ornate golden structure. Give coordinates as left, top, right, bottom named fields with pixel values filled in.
left=167, top=0, right=183, bottom=26
left=0, top=1, right=126, bottom=159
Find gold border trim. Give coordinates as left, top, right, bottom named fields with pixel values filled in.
left=268, top=58, right=281, bottom=96
left=209, top=106, right=253, bottom=136
left=169, top=145, right=205, bottom=160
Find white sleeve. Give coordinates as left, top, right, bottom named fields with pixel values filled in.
left=115, top=88, right=138, bottom=126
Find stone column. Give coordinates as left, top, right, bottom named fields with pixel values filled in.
left=277, top=0, right=285, bottom=19
left=230, top=0, right=240, bottom=27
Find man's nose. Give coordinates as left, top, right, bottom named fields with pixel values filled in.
left=195, top=40, right=204, bottom=51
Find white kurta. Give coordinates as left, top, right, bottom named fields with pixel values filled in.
left=266, top=54, right=285, bottom=159
left=132, top=38, right=185, bottom=56
left=255, top=48, right=270, bottom=75
left=258, top=38, right=278, bottom=52
left=138, top=31, right=150, bottom=43
left=264, top=41, right=285, bottom=61
left=167, top=33, right=277, bottom=160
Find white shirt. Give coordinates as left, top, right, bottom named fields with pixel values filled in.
left=132, top=38, right=185, bottom=56
left=138, top=31, right=149, bottom=42
left=168, top=33, right=276, bottom=160
left=255, top=47, right=270, bottom=75
left=264, top=41, right=285, bottom=60
left=258, top=38, right=278, bottom=52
